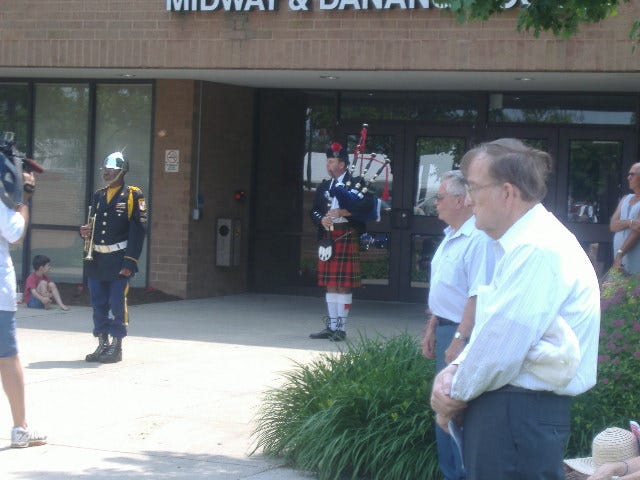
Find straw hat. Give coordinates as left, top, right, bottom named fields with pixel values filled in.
left=564, top=427, right=640, bottom=475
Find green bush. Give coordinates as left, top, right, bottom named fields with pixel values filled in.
left=252, top=334, right=439, bottom=480
left=254, top=273, right=640, bottom=472
left=567, top=270, right=640, bottom=456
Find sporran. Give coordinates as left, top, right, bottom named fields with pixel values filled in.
left=318, top=237, right=334, bottom=262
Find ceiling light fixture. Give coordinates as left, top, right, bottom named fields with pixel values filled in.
left=320, top=74, right=339, bottom=80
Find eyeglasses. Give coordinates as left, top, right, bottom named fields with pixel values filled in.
left=465, top=182, right=502, bottom=197
left=434, top=193, right=464, bottom=201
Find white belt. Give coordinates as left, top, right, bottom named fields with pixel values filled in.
left=94, top=241, right=128, bottom=253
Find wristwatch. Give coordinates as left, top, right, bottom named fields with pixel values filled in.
left=454, top=331, right=469, bottom=343
left=617, top=249, right=625, bottom=255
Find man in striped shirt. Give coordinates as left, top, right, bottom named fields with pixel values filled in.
left=430, top=140, right=600, bottom=480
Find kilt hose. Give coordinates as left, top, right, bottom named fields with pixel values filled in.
left=317, top=227, right=361, bottom=289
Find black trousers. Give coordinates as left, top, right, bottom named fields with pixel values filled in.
left=463, top=386, right=571, bottom=480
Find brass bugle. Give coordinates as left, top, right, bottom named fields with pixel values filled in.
left=83, top=206, right=96, bottom=261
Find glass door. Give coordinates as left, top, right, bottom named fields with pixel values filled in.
left=335, top=123, right=633, bottom=301
left=340, top=123, right=476, bottom=302
left=340, top=122, right=402, bottom=301
left=399, top=126, right=475, bottom=303
left=558, top=127, right=636, bottom=277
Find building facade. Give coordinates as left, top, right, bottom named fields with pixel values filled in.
left=1, top=0, right=639, bottom=302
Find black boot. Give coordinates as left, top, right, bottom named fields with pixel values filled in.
left=98, top=337, right=122, bottom=364
left=85, top=333, right=109, bottom=362
left=309, top=316, right=335, bottom=339
left=330, top=317, right=346, bottom=342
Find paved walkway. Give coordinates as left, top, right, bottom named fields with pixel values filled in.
left=1, top=294, right=425, bottom=479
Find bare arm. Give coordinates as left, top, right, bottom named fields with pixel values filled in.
left=445, top=296, right=476, bottom=364
left=611, top=197, right=640, bottom=268
left=12, top=173, right=34, bottom=244
left=614, top=225, right=640, bottom=264
left=421, top=314, right=438, bottom=359
left=610, top=200, right=626, bottom=232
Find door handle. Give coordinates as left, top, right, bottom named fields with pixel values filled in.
left=392, top=209, right=411, bottom=229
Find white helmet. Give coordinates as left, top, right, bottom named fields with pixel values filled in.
left=103, top=151, right=129, bottom=172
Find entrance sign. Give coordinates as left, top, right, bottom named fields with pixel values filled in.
left=167, top=0, right=528, bottom=12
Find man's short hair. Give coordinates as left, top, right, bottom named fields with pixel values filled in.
left=441, top=170, right=466, bottom=196
left=32, top=254, right=50, bottom=271
left=461, top=138, right=552, bottom=203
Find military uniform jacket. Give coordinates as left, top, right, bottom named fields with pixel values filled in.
left=86, top=182, right=147, bottom=281
left=310, top=172, right=371, bottom=240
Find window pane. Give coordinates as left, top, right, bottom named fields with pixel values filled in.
left=94, top=84, right=152, bottom=196
left=411, top=234, right=443, bottom=288
left=0, top=84, right=28, bottom=283
left=413, top=137, right=466, bottom=216
left=10, top=243, right=23, bottom=286
left=346, top=133, right=394, bottom=215
left=301, top=100, right=334, bottom=199
left=32, top=84, right=89, bottom=226
left=30, top=229, right=84, bottom=284
left=300, top=96, right=337, bottom=288
left=567, top=140, right=622, bottom=224
left=0, top=83, right=29, bottom=151
left=94, top=84, right=152, bottom=287
left=360, top=233, right=390, bottom=286
left=489, top=94, right=636, bottom=125
left=341, top=92, right=478, bottom=122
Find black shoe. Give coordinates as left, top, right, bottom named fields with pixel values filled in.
left=329, top=330, right=346, bottom=342
left=309, top=328, right=335, bottom=339
left=98, top=337, right=122, bottom=363
left=85, top=333, right=109, bottom=362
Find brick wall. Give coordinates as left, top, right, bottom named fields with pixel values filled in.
left=0, top=1, right=638, bottom=73
left=151, top=80, right=253, bottom=299
left=150, top=79, right=195, bottom=298
left=186, top=82, right=254, bottom=298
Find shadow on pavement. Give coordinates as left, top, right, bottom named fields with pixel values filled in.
left=15, top=294, right=425, bottom=351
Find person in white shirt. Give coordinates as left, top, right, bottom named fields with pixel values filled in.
left=430, top=140, right=600, bottom=480
left=421, top=170, right=494, bottom=480
left=0, top=163, right=47, bottom=448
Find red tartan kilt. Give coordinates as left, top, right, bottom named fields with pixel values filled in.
left=317, top=228, right=361, bottom=289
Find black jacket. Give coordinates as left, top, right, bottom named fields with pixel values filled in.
left=309, top=172, right=374, bottom=240
left=85, top=183, right=147, bottom=280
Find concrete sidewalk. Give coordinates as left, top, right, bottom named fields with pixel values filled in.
left=0, top=294, right=424, bottom=479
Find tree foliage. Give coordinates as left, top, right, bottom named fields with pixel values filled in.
left=447, top=0, right=639, bottom=43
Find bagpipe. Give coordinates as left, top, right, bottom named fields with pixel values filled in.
left=329, top=124, right=390, bottom=223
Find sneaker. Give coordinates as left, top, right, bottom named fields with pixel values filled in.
left=329, top=330, right=346, bottom=342
left=309, top=327, right=335, bottom=339
left=11, top=426, right=47, bottom=448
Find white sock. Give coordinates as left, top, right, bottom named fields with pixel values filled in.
left=326, top=292, right=339, bottom=330
left=336, top=293, right=352, bottom=331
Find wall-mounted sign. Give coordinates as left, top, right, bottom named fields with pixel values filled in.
left=167, top=0, right=528, bottom=12
left=165, top=149, right=180, bottom=173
